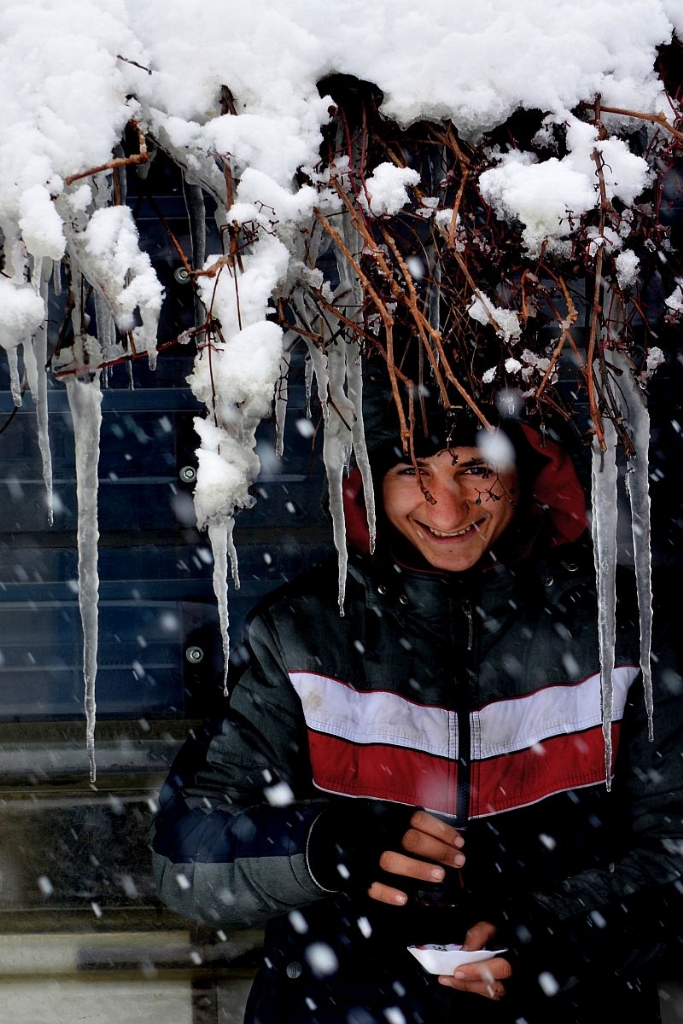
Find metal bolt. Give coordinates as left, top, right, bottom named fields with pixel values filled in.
left=185, top=646, right=204, bottom=664
left=179, top=465, right=197, bottom=484
left=174, top=266, right=191, bottom=284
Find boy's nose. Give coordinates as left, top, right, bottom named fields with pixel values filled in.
left=428, top=479, right=471, bottom=524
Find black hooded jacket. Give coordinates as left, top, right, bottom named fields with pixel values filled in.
left=152, top=426, right=683, bottom=1024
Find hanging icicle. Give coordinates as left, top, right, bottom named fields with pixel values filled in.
left=29, top=259, right=54, bottom=525
left=275, top=339, right=295, bottom=459
left=610, top=349, right=654, bottom=739
left=65, top=374, right=103, bottom=782
left=591, top=410, right=619, bottom=788
left=303, top=331, right=376, bottom=610
left=207, top=518, right=240, bottom=694
left=345, top=340, right=376, bottom=555
left=323, top=343, right=355, bottom=611
left=295, top=202, right=378, bottom=607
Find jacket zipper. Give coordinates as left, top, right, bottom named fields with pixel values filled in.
left=464, top=598, right=474, bottom=653
left=455, top=598, right=473, bottom=825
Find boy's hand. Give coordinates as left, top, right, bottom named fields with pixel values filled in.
left=368, top=809, right=464, bottom=906
left=307, top=802, right=464, bottom=901
left=438, top=921, right=512, bottom=1001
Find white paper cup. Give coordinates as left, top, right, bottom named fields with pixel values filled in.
left=407, top=943, right=507, bottom=975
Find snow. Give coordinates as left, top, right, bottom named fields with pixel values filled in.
left=645, top=346, right=666, bottom=374
left=358, top=163, right=421, bottom=217
left=18, top=184, right=66, bottom=261
left=479, top=121, right=651, bottom=256
left=615, top=249, right=641, bottom=290
left=477, top=428, right=516, bottom=470
left=0, top=0, right=678, bottom=757
left=80, top=205, right=163, bottom=365
left=468, top=293, right=522, bottom=342
left=0, top=277, right=46, bottom=353
left=289, top=910, right=309, bottom=934
left=304, top=942, right=338, bottom=977
left=665, top=282, right=683, bottom=314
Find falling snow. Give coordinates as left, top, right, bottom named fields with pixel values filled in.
left=0, top=0, right=678, bottom=759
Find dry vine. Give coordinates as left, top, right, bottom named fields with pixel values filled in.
left=270, top=63, right=683, bottom=461
left=50, top=49, right=683, bottom=470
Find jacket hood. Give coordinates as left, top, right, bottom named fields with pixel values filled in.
left=343, top=422, right=588, bottom=560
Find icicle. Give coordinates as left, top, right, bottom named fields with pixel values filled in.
left=304, top=351, right=314, bottom=418
left=591, top=414, right=619, bottom=788
left=303, top=336, right=348, bottom=606
left=6, top=347, right=22, bottom=406
left=65, top=374, right=102, bottom=782
left=304, top=334, right=349, bottom=608
left=611, top=350, right=654, bottom=738
left=27, top=260, right=54, bottom=524
left=306, top=207, right=375, bottom=591
left=323, top=420, right=352, bottom=611
left=70, top=266, right=86, bottom=342
left=93, top=287, right=116, bottom=354
left=32, top=257, right=43, bottom=292
left=275, top=344, right=293, bottom=458
left=52, top=257, right=62, bottom=297
left=183, top=177, right=207, bottom=343
left=346, top=338, right=376, bottom=553
left=323, top=343, right=355, bottom=611
left=207, top=518, right=240, bottom=695
left=227, top=521, right=240, bottom=589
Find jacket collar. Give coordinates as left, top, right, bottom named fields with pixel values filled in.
left=348, top=536, right=593, bottom=633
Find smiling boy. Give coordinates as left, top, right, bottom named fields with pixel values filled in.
left=152, top=391, right=683, bottom=1024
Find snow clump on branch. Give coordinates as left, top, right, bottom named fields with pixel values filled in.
left=0, top=0, right=680, bottom=766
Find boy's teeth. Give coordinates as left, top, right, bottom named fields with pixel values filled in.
left=428, top=524, right=473, bottom=538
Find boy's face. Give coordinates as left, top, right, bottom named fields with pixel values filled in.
left=381, top=447, right=519, bottom=572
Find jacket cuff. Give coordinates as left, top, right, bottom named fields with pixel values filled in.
left=305, top=811, right=341, bottom=893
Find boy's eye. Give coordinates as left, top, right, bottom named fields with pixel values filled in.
left=463, top=465, right=493, bottom=478
left=396, top=465, right=423, bottom=477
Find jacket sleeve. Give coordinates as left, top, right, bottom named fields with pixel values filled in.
left=151, top=609, right=330, bottom=928
left=501, top=625, right=683, bottom=996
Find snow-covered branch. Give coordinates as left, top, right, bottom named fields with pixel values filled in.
left=0, top=0, right=681, bottom=769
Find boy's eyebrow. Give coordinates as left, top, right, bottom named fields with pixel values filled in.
left=417, top=454, right=490, bottom=467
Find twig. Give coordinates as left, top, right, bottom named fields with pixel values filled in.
left=449, top=245, right=504, bottom=336
left=447, top=169, right=469, bottom=251
left=380, top=226, right=492, bottom=430
left=313, top=208, right=395, bottom=334
left=535, top=276, right=580, bottom=399
left=52, top=326, right=204, bottom=378
left=584, top=103, right=683, bottom=145
left=116, top=55, right=152, bottom=75
left=65, top=120, right=148, bottom=186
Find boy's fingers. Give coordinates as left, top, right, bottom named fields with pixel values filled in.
left=409, top=810, right=465, bottom=848
left=438, top=976, right=506, bottom=1000
left=401, top=828, right=465, bottom=867
left=367, top=881, right=409, bottom=906
left=378, top=849, right=451, bottom=881
left=438, top=957, right=512, bottom=999
left=461, top=920, right=497, bottom=950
